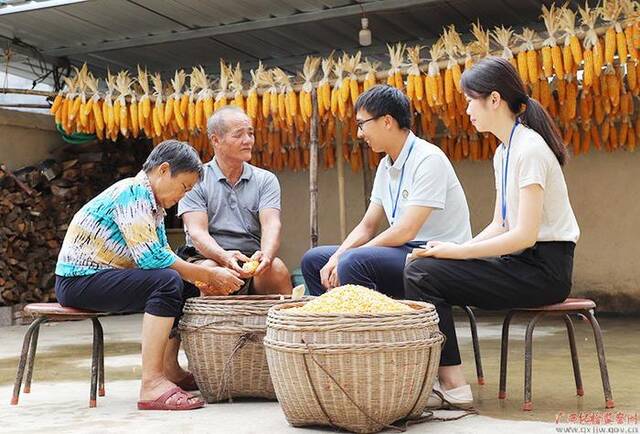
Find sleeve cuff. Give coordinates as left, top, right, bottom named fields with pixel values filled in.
left=406, top=200, right=444, bottom=210
left=139, top=250, right=178, bottom=270
left=519, top=178, right=546, bottom=189
left=177, top=207, right=208, bottom=217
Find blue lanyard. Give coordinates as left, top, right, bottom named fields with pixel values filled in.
left=388, top=138, right=416, bottom=224
left=501, top=121, right=519, bottom=228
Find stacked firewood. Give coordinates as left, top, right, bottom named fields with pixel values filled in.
left=0, top=140, right=145, bottom=305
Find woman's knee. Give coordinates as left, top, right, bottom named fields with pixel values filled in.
left=147, top=269, right=184, bottom=312
left=403, top=259, right=441, bottom=298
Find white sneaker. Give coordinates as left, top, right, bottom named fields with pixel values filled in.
left=426, top=380, right=474, bottom=409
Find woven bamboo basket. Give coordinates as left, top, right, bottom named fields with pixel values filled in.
left=179, top=295, right=310, bottom=403
left=264, top=300, right=443, bottom=433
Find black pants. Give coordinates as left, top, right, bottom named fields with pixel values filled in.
left=55, top=268, right=200, bottom=328
left=403, top=241, right=575, bottom=366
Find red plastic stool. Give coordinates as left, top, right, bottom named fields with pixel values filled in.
left=10, top=303, right=108, bottom=408
left=497, top=298, right=614, bottom=411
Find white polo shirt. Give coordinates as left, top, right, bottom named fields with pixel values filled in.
left=494, top=125, right=580, bottom=242
left=371, top=131, right=472, bottom=244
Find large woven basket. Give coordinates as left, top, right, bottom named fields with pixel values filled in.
left=179, top=295, right=309, bottom=403
left=264, top=300, right=443, bottom=433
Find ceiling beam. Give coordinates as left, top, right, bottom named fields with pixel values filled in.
left=0, top=0, right=89, bottom=16
left=43, top=0, right=440, bottom=57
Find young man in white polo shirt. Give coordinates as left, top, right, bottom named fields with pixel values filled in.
left=301, top=85, right=471, bottom=297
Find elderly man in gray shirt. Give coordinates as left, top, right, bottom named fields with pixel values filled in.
left=177, top=106, right=292, bottom=295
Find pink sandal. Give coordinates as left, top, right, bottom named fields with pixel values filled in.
left=137, top=386, right=205, bottom=411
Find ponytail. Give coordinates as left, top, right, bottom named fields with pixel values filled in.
left=461, top=57, right=568, bottom=166
left=520, top=97, right=567, bottom=165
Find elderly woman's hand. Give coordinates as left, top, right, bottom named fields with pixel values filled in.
left=196, top=266, right=244, bottom=295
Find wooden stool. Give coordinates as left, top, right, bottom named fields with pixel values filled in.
left=497, top=298, right=614, bottom=411
left=10, top=303, right=107, bottom=408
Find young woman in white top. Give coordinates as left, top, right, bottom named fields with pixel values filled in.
left=404, top=57, right=580, bottom=408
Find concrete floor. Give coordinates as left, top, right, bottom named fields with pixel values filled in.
left=0, top=312, right=638, bottom=434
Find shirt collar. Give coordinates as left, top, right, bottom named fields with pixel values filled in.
left=135, top=170, right=166, bottom=216
left=211, top=157, right=253, bottom=182
left=384, top=131, right=416, bottom=173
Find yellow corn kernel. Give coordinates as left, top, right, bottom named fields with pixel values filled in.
left=292, top=284, right=413, bottom=314
left=242, top=260, right=260, bottom=274
left=542, top=46, right=553, bottom=78
left=517, top=51, right=529, bottom=84
left=130, top=97, right=139, bottom=137
left=605, top=27, right=616, bottom=65
left=551, top=45, right=564, bottom=78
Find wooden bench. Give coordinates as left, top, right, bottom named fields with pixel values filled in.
left=10, top=303, right=108, bottom=408
left=465, top=298, right=613, bottom=411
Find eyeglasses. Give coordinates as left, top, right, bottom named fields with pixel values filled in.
left=356, top=115, right=382, bottom=130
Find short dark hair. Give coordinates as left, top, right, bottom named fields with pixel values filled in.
left=142, top=140, right=203, bottom=178
left=354, top=84, right=411, bottom=129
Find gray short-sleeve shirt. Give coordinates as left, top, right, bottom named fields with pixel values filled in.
left=177, top=158, right=281, bottom=252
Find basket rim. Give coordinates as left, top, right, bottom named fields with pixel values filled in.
left=267, top=299, right=436, bottom=318
left=185, top=295, right=313, bottom=305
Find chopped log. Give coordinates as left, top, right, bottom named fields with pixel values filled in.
left=1, top=138, right=148, bottom=305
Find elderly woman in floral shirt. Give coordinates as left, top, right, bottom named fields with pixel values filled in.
left=55, top=140, right=242, bottom=410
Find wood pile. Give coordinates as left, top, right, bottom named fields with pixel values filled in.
left=0, top=140, right=147, bottom=305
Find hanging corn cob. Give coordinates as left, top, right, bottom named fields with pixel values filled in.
left=58, top=74, right=78, bottom=134
left=346, top=52, right=362, bottom=108
left=168, top=70, right=187, bottom=135
left=150, top=73, right=165, bottom=139
left=516, top=28, right=539, bottom=86
left=84, top=71, right=103, bottom=140
left=137, top=67, right=153, bottom=136
left=73, top=65, right=92, bottom=134
left=317, top=54, right=334, bottom=119
left=230, top=63, right=245, bottom=111
left=493, top=26, right=518, bottom=71
left=406, top=45, right=424, bottom=108
left=192, top=66, right=214, bottom=129
left=386, top=43, right=405, bottom=90
left=299, top=56, right=320, bottom=122
left=621, top=0, right=639, bottom=60
left=247, top=63, right=264, bottom=123
left=469, top=21, right=491, bottom=70
left=260, top=69, right=279, bottom=120
left=541, top=4, right=565, bottom=79
left=114, top=71, right=132, bottom=138
left=331, top=55, right=348, bottom=120
left=214, top=60, right=230, bottom=111
left=580, top=3, right=604, bottom=88
left=601, top=0, right=626, bottom=65
left=425, top=40, right=445, bottom=108
left=443, top=25, right=464, bottom=101
left=361, top=58, right=379, bottom=92
left=561, top=7, right=584, bottom=69
left=273, top=68, right=297, bottom=126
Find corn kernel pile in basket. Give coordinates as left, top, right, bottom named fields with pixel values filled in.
left=292, top=284, right=412, bottom=314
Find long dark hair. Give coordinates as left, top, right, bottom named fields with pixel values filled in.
left=461, top=56, right=567, bottom=165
